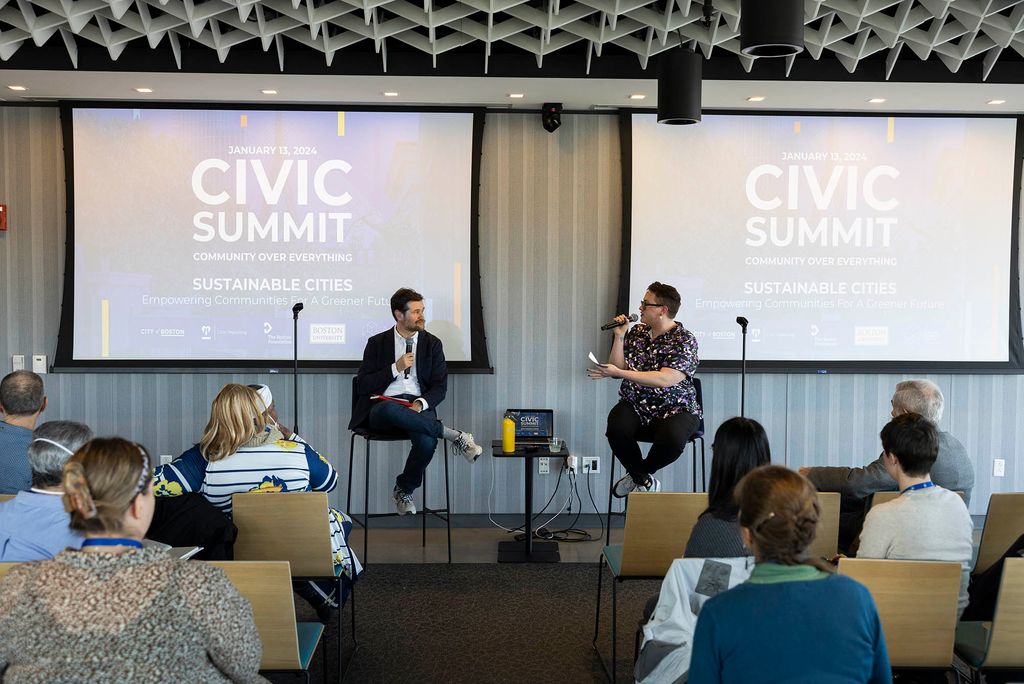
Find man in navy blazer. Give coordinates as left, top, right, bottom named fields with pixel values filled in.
left=351, top=288, right=482, bottom=515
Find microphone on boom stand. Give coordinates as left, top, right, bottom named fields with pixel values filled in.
left=736, top=317, right=748, bottom=418
left=292, top=302, right=304, bottom=434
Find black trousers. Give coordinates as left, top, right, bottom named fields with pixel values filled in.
left=961, top=533, right=1024, bottom=622
left=605, top=401, right=700, bottom=483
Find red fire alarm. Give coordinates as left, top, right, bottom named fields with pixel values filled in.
left=0, top=204, right=7, bottom=231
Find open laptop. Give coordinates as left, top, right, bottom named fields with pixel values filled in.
left=506, top=409, right=554, bottom=444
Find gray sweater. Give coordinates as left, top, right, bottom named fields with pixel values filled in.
left=857, top=485, right=974, bottom=617
left=806, top=431, right=974, bottom=504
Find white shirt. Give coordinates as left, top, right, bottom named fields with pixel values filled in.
left=384, top=329, right=428, bottom=409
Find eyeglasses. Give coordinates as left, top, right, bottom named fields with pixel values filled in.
left=639, top=300, right=665, bottom=310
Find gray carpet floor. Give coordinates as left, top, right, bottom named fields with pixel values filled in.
left=267, top=562, right=657, bottom=683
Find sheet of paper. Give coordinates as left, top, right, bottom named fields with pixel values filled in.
left=588, top=352, right=602, bottom=365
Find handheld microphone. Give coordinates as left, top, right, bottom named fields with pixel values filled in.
left=736, top=316, right=748, bottom=331
left=404, top=338, right=413, bottom=378
left=600, top=313, right=638, bottom=331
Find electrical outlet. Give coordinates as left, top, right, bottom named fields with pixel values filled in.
left=32, top=355, right=46, bottom=374
left=538, top=457, right=550, bottom=475
left=159, top=455, right=174, bottom=466
left=582, top=456, right=600, bottom=474
left=11, top=355, right=24, bottom=371
left=994, top=459, right=1006, bottom=477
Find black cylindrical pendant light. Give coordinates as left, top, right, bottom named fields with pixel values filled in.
left=740, top=0, right=804, bottom=58
left=657, top=47, right=701, bottom=125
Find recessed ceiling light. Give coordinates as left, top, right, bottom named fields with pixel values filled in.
left=382, top=91, right=399, bottom=97
left=867, top=98, right=886, bottom=104
left=747, top=96, right=766, bottom=102
left=629, top=94, right=647, bottom=101
left=135, top=88, right=153, bottom=94
left=508, top=93, right=525, bottom=99
left=987, top=99, right=1006, bottom=105
left=7, top=85, right=27, bottom=91
left=261, top=89, right=278, bottom=95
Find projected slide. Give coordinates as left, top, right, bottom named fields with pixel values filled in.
left=631, top=114, right=1017, bottom=364
left=70, top=108, right=475, bottom=363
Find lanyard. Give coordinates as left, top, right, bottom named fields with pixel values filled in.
left=81, top=538, right=144, bottom=549
left=901, top=481, right=935, bottom=495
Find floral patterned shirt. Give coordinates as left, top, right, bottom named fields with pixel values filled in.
left=618, top=322, right=701, bottom=423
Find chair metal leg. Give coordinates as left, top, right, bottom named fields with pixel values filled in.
left=690, top=442, right=697, bottom=493
left=611, top=579, right=618, bottom=683
left=421, top=459, right=428, bottom=548
left=347, top=433, right=356, bottom=515
left=605, top=462, right=615, bottom=547
left=444, top=441, right=452, bottom=563
left=363, top=440, right=370, bottom=564
left=700, top=437, right=706, bottom=492
left=593, top=557, right=604, bottom=642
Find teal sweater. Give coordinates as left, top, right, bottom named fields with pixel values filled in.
left=689, top=563, right=891, bottom=683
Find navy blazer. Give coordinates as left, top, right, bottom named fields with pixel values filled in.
left=349, top=328, right=448, bottom=430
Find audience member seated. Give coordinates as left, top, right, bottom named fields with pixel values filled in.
left=0, top=420, right=92, bottom=561
left=248, top=383, right=298, bottom=441
left=684, top=417, right=770, bottom=558
left=0, top=437, right=262, bottom=682
left=0, top=370, right=47, bottom=494
left=689, top=465, right=890, bottom=684
left=857, top=413, right=974, bottom=618
left=153, top=383, right=361, bottom=618
left=801, top=379, right=974, bottom=551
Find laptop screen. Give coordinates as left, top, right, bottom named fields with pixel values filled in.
left=506, top=409, right=554, bottom=440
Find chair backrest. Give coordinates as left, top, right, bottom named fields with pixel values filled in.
left=0, top=494, right=15, bottom=503
left=838, top=557, right=961, bottom=667
left=985, top=557, right=1024, bottom=667
left=231, top=492, right=335, bottom=576
left=691, top=377, right=705, bottom=439
left=868, top=490, right=965, bottom=511
left=620, top=492, right=708, bottom=576
left=807, top=491, right=840, bottom=560
left=975, top=493, right=1024, bottom=574
left=208, top=560, right=301, bottom=671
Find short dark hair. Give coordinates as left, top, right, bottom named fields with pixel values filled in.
left=390, top=288, right=424, bottom=319
left=0, top=371, right=45, bottom=417
left=707, top=417, right=772, bottom=519
left=880, top=413, right=939, bottom=477
left=647, top=281, right=681, bottom=318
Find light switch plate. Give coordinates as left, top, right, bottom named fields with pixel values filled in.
left=32, top=355, right=46, bottom=374
left=994, top=459, right=1006, bottom=477
left=11, top=355, right=24, bottom=371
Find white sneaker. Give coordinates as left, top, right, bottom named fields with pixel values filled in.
left=393, top=487, right=417, bottom=515
left=453, top=431, right=483, bottom=464
left=613, top=474, right=638, bottom=498
left=638, top=476, right=661, bottom=493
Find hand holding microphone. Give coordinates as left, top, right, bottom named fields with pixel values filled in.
left=404, top=338, right=413, bottom=378
left=601, top=313, right=638, bottom=331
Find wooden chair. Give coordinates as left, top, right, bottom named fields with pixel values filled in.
left=974, top=493, right=1024, bottom=574
left=807, top=491, right=840, bottom=560
left=209, top=561, right=324, bottom=682
left=955, top=557, right=1024, bottom=683
left=838, top=557, right=962, bottom=677
left=0, top=494, right=15, bottom=503
left=592, top=491, right=707, bottom=682
left=231, top=492, right=356, bottom=678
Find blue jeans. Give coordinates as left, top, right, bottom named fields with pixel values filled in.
left=368, top=396, right=444, bottom=494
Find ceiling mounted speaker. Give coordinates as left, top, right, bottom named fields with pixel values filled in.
left=657, top=47, right=702, bottom=125
left=740, top=0, right=805, bottom=58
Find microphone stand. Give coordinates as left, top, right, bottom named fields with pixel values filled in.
left=736, top=317, right=748, bottom=417
left=292, top=302, right=304, bottom=435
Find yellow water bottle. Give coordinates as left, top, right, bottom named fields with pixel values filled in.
left=502, top=411, right=516, bottom=453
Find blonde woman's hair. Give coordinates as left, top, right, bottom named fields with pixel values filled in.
left=62, top=437, right=152, bottom=533
left=199, top=384, right=270, bottom=462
